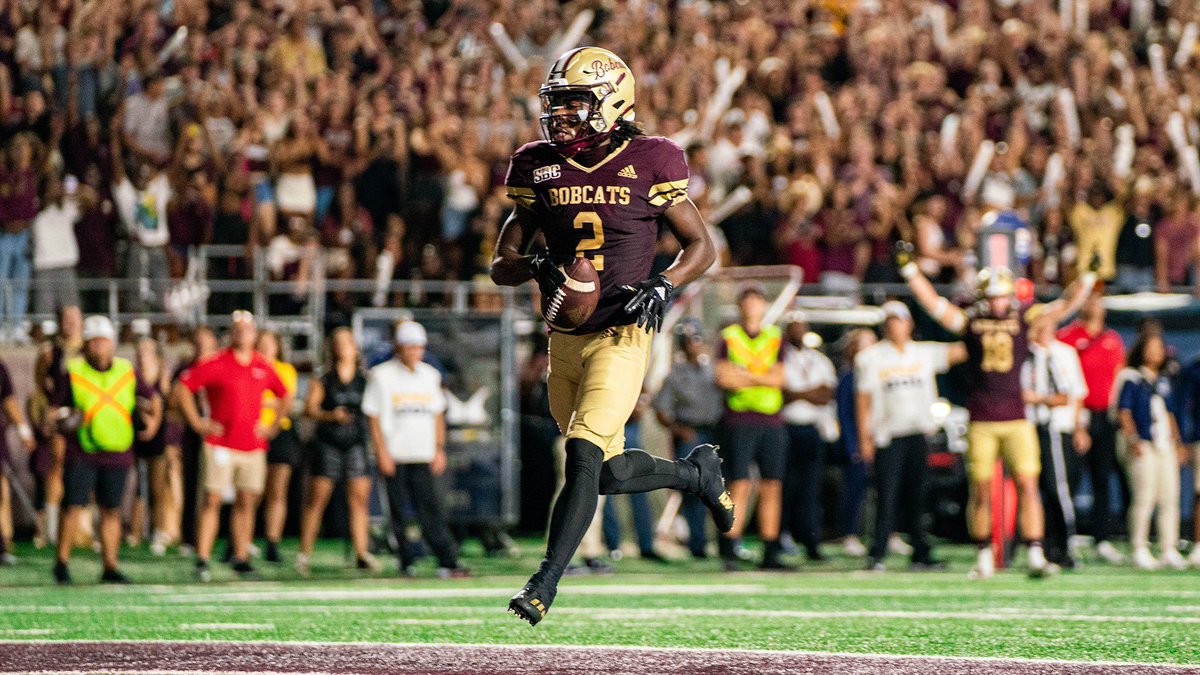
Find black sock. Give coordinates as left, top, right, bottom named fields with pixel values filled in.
left=538, top=438, right=604, bottom=585
left=598, top=449, right=698, bottom=495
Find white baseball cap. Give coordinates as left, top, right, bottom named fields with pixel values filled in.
left=395, top=321, right=428, bottom=347
left=880, top=301, right=912, bottom=322
left=82, top=315, right=116, bottom=342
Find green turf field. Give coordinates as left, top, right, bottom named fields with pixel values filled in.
left=1, top=539, right=1197, bottom=666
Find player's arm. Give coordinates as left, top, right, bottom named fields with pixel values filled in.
left=855, top=390, right=875, bottom=464
left=714, top=359, right=753, bottom=391
left=1039, top=270, right=1099, bottom=326
left=2, top=392, right=33, bottom=451
left=947, top=342, right=968, bottom=366
left=489, top=207, right=572, bottom=293
left=896, top=242, right=965, bottom=334
left=622, top=197, right=715, bottom=333
left=659, top=198, right=715, bottom=289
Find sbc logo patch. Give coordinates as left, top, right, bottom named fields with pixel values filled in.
left=533, top=165, right=561, bottom=184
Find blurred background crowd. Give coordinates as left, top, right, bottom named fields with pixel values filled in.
left=2, top=0, right=1200, bottom=341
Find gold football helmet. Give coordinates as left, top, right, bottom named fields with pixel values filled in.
left=976, top=266, right=1015, bottom=299
left=540, top=47, right=636, bottom=155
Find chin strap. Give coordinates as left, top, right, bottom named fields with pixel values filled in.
left=553, top=128, right=616, bottom=157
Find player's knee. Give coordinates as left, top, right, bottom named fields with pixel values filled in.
left=564, top=438, right=604, bottom=483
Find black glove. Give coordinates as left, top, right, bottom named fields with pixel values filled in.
left=621, top=274, right=674, bottom=333
left=528, top=253, right=574, bottom=296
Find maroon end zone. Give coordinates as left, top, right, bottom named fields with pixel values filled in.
left=0, top=642, right=1197, bottom=675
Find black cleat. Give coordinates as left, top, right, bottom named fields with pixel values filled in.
left=231, top=559, right=257, bottom=576
left=100, top=568, right=131, bottom=584
left=53, top=560, right=72, bottom=585
left=264, top=541, right=282, bottom=564
left=508, top=574, right=557, bottom=626
left=685, top=444, right=735, bottom=533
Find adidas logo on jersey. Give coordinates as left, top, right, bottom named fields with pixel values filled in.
left=617, top=165, right=638, bottom=179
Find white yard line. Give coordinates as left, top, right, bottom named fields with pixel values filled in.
left=0, top=629, right=54, bottom=636
left=543, top=607, right=1200, bottom=625
left=387, top=619, right=485, bottom=625
left=159, top=584, right=766, bottom=604
left=3, top=603, right=1191, bottom=624
left=177, top=624, right=275, bottom=631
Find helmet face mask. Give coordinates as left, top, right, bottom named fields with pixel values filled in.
left=540, top=90, right=600, bottom=149
left=539, top=47, right=635, bottom=156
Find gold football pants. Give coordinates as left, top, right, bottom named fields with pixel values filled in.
left=547, top=324, right=652, bottom=461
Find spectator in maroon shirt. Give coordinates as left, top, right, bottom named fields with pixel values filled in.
left=0, top=133, right=44, bottom=339
left=1154, top=191, right=1199, bottom=293
left=0, top=354, right=35, bottom=563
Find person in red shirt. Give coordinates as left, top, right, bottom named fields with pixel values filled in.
left=1057, top=290, right=1127, bottom=564
left=178, top=311, right=290, bottom=581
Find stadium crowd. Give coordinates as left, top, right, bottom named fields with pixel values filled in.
left=2, top=0, right=1200, bottom=336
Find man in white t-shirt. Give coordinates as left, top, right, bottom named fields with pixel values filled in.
left=31, top=174, right=86, bottom=314
left=856, top=301, right=966, bottom=571
left=780, top=311, right=837, bottom=561
left=1021, top=304, right=1089, bottom=570
left=363, top=321, right=466, bottom=578
left=113, top=156, right=171, bottom=312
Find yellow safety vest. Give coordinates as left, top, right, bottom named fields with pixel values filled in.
left=722, top=324, right=783, bottom=415
left=67, top=357, right=136, bottom=454
left=261, top=360, right=297, bottom=431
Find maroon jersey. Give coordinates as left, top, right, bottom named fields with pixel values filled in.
left=506, top=135, right=689, bottom=334
left=962, top=307, right=1030, bottom=422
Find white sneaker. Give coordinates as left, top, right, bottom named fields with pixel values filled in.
left=1096, top=541, right=1126, bottom=565
left=888, top=534, right=913, bottom=556
left=0, top=553, right=17, bottom=566
left=1161, top=549, right=1188, bottom=571
left=1132, top=547, right=1161, bottom=571
left=149, top=541, right=166, bottom=557
left=968, top=547, right=995, bottom=580
left=294, top=553, right=311, bottom=577
left=843, top=536, right=867, bottom=558
left=1027, top=545, right=1058, bottom=578
left=1188, top=546, right=1200, bottom=568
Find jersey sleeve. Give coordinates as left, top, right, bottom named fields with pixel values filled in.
left=1118, top=378, right=1136, bottom=412
left=854, top=350, right=878, bottom=397
left=924, top=342, right=952, bottom=374
left=265, top=367, right=288, bottom=399
left=647, top=138, right=690, bottom=214
left=361, top=369, right=383, bottom=418
left=179, top=358, right=214, bottom=394
left=504, top=143, right=540, bottom=212
left=430, top=369, right=447, bottom=415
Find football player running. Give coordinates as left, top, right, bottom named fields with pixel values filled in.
left=491, top=47, right=733, bottom=625
left=896, top=243, right=1096, bottom=579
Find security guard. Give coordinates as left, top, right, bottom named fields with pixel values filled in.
left=715, top=283, right=789, bottom=570
left=52, top=316, right=157, bottom=584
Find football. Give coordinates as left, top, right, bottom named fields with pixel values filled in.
left=541, top=257, right=599, bottom=331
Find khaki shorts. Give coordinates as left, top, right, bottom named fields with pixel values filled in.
left=202, top=444, right=267, bottom=495
left=966, top=420, right=1040, bottom=484
left=547, top=324, right=652, bottom=461
left=1194, top=443, right=1200, bottom=493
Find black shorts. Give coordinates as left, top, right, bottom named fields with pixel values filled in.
left=64, top=462, right=129, bottom=509
left=310, top=442, right=371, bottom=483
left=720, top=423, right=787, bottom=482
left=267, top=427, right=302, bottom=467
